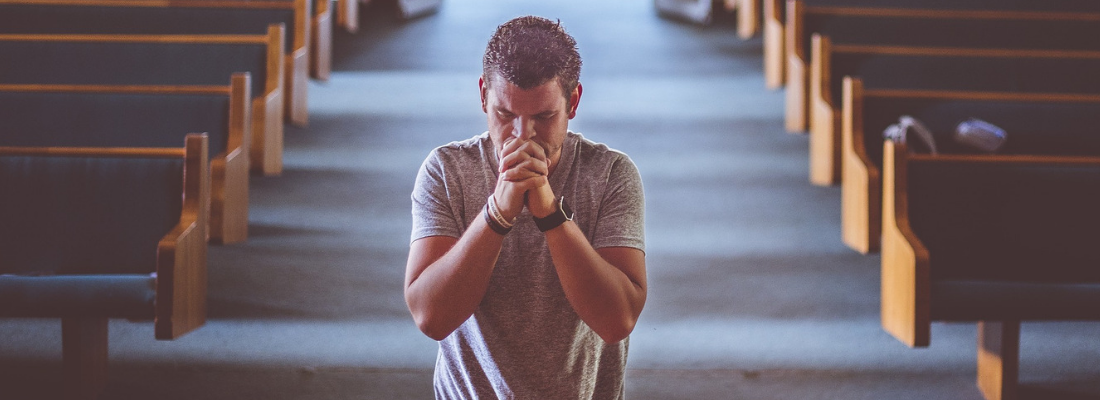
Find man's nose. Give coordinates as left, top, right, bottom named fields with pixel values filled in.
left=511, top=117, right=536, bottom=140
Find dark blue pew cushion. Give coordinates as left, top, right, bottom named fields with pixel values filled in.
left=0, top=91, right=230, bottom=157
left=0, top=274, right=155, bottom=318
left=907, top=161, right=1100, bottom=284
left=0, top=155, right=184, bottom=276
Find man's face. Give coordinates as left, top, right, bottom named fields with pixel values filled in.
left=480, top=73, right=580, bottom=170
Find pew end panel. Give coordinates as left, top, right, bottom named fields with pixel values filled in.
left=809, top=33, right=841, bottom=185
left=783, top=0, right=807, bottom=132
left=286, top=0, right=311, bottom=127
left=210, top=73, right=253, bottom=244
left=311, top=0, right=332, bottom=80
left=737, top=0, right=759, bottom=39
left=338, top=0, right=360, bottom=33
left=157, top=134, right=210, bottom=340
left=254, top=24, right=288, bottom=176
left=879, top=140, right=931, bottom=347
left=763, top=0, right=785, bottom=88
left=840, top=77, right=880, bottom=254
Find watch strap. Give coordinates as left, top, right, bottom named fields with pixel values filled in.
left=534, top=197, right=573, bottom=232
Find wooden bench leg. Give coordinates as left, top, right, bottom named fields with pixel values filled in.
left=62, top=317, right=109, bottom=400
left=977, top=320, right=1020, bottom=400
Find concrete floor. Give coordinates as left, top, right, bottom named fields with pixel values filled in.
left=3, top=0, right=1100, bottom=399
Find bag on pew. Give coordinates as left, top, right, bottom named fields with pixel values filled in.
left=882, top=115, right=937, bottom=154
left=955, top=118, right=1007, bottom=153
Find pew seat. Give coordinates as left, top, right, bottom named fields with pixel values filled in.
left=0, top=134, right=209, bottom=400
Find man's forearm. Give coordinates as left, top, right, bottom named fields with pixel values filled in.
left=544, top=221, right=647, bottom=343
left=405, top=215, right=505, bottom=341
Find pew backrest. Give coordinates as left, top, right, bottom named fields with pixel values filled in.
left=851, top=84, right=1100, bottom=171
left=0, top=83, right=238, bottom=158
left=818, top=37, right=1100, bottom=112
left=0, top=2, right=299, bottom=51
left=0, top=30, right=282, bottom=101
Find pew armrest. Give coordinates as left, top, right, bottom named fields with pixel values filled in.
left=880, top=140, right=931, bottom=347
left=155, top=134, right=210, bottom=340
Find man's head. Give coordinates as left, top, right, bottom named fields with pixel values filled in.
left=480, top=16, right=583, bottom=173
left=482, top=16, right=582, bottom=99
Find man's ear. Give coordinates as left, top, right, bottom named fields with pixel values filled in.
left=568, top=82, right=583, bottom=119
left=479, top=76, right=488, bottom=114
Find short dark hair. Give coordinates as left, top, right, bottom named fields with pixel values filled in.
left=483, top=16, right=582, bottom=98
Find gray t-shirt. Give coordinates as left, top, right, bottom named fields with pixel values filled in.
left=411, top=131, right=645, bottom=399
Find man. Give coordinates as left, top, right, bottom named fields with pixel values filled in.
left=405, top=16, right=647, bottom=399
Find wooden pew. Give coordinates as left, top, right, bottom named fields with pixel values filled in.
left=840, top=77, right=1100, bottom=253
left=0, top=29, right=286, bottom=176
left=780, top=0, right=1100, bottom=132
left=880, top=139, right=1100, bottom=400
left=808, top=37, right=1100, bottom=185
left=0, top=0, right=314, bottom=124
left=0, top=74, right=250, bottom=244
left=0, top=134, right=209, bottom=400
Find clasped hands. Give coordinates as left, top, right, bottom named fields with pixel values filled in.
left=494, top=137, right=556, bottom=222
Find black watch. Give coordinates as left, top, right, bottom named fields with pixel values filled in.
left=534, top=197, right=574, bottom=232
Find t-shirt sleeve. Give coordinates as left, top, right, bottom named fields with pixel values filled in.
left=411, top=149, right=463, bottom=243
left=592, top=155, right=645, bottom=252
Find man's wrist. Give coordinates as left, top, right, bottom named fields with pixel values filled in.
left=533, top=196, right=574, bottom=232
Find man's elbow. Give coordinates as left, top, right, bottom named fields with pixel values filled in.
left=595, top=316, right=638, bottom=344
left=412, top=311, right=455, bottom=341
left=406, top=292, right=456, bottom=341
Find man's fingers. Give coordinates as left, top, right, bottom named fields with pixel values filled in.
left=500, top=157, right=548, bottom=180
left=499, top=150, right=549, bottom=176
left=499, top=139, right=548, bottom=172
